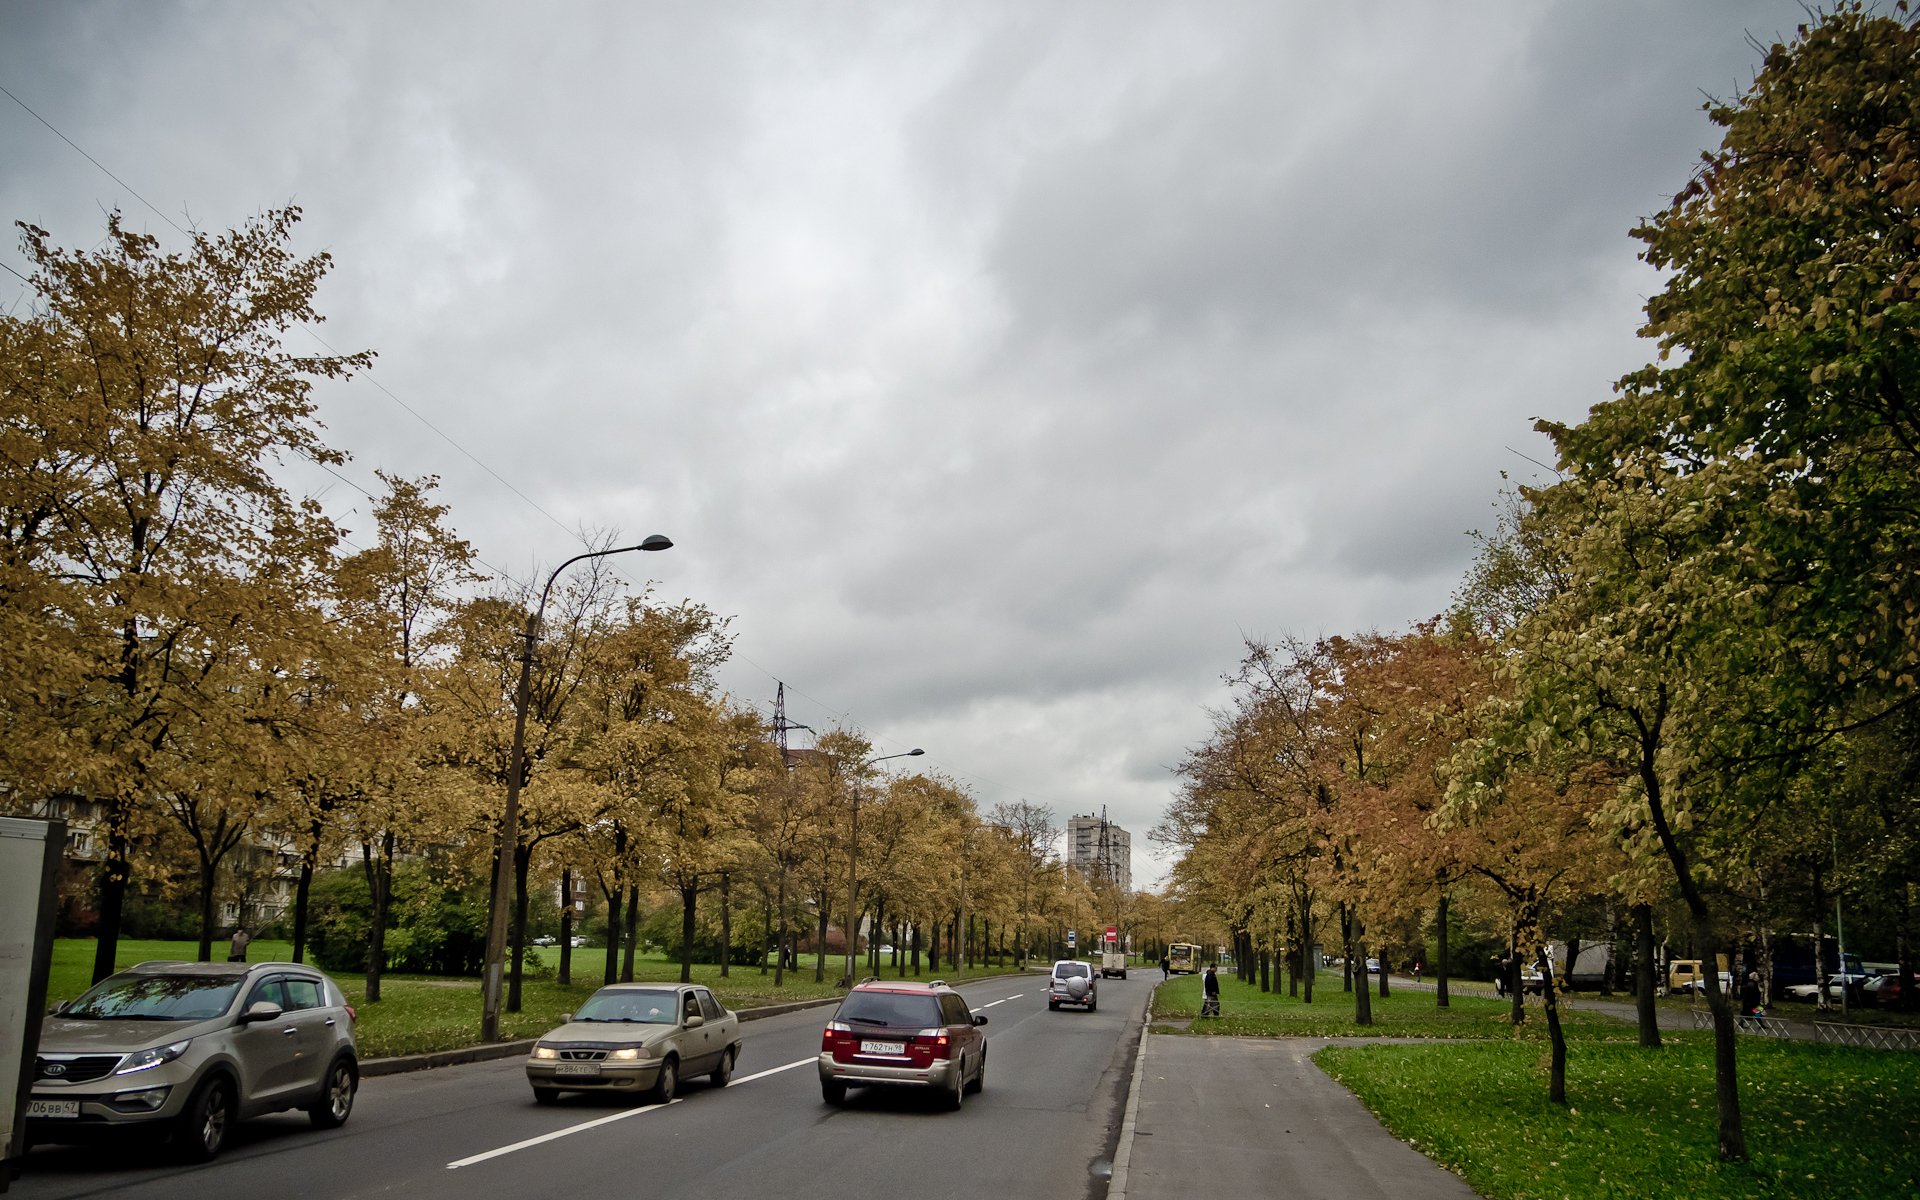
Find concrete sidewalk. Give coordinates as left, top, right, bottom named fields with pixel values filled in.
left=1118, top=1034, right=1477, bottom=1200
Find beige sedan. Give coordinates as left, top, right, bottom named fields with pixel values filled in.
left=526, top=983, right=741, bottom=1104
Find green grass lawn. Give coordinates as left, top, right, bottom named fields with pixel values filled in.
left=46, top=939, right=1025, bottom=1059
left=1316, top=1036, right=1919, bottom=1200
left=1152, top=971, right=1635, bottom=1041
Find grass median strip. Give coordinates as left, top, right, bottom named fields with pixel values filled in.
left=1152, top=971, right=1633, bottom=1041
left=1315, top=1036, right=1919, bottom=1200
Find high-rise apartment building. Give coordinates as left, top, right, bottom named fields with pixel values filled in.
left=1066, top=811, right=1132, bottom=892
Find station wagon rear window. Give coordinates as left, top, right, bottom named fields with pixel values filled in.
left=835, top=992, right=943, bottom=1029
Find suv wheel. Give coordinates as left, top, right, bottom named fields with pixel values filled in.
left=175, top=1075, right=232, bottom=1163
left=966, top=1050, right=985, bottom=1095
left=944, top=1059, right=965, bottom=1111
left=821, top=1080, right=847, bottom=1105
left=649, top=1056, right=678, bottom=1104
left=308, top=1056, right=356, bottom=1129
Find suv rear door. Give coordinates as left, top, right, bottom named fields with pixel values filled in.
left=938, top=993, right=980, bottom=1069
left=278, top=975, right=339, bottom=1096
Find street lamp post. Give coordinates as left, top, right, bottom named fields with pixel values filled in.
left=481, top=534, right=672, bottom=1041
left=843, top=749, right=923, bottom=988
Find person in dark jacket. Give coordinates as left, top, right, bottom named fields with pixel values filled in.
left=1160, top=955, right=1170, bottom=981
left=1740, top=972, right=1763, bottom=1016
left=1201, top=964, right=1221, bottom=1017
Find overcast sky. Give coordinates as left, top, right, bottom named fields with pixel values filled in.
left=0, top=1, right=1812, bottom=886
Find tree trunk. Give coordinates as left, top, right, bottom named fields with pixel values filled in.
left=623, top=885, right=640, bottom=982
left=1536, top=946, right=1568, bottom=1104
left=508, top=842, right=531, bottom=1013
left=1301, top=896, right=1314, bottom=1004
left=1601, top=900, right=1618, bottom=997
left=363, top=834, right=392, bottom=1004
left=1351, top=915, right=1372, bottom=1026
left=291, top=859, right=315, bottom=965
left=929, top=919, right=939, bottom=973
left=197, top=845, right=219, bottom=963
left=1340, top=904, right=1352, bottom=993
left=560, top=871, right=572, bottom=983
left=720, top=873, right=731, bottom=978
left=680, top=882, right=699, bottom=983
left=1378, top=942, right=1390, bottom=998
left=1633, top=903, right=1661, bottom=1047
left=912, top=922, right=922, bottom=975
left=1435, top=892, right=1450, bottom=1007
left=774, top=864, right=788, bottom=986
left=760, top=890, right=771, bottom=976
left=602, top=881, right=622, bottom=987
left=90, top=823, right=133, bottom=986
left=814, top=899, right=829, bottom=983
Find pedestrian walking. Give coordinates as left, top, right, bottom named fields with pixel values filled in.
left=228, top=926, right=250, bottom=963
left=1740, top=971, right=1762, bottom=1017
left=1160, top=954, right=1170, bottom=981
left=1201, top=964, right=1221, bottom=1018
left=1495, top=953, right=1512, bottom=998
left=1413, top=961, right=1423, bottom=983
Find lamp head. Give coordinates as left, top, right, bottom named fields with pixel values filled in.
left=639, top=535, right=673, bottom=552
left=908, top=748, right=924, bottom=756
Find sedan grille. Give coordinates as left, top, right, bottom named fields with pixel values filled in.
left=36, top=1055, right=123, bottom=1083
left=559, top=1049, right=607, bottom=1062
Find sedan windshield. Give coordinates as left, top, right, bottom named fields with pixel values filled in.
left=65, top=974, right=241, bottom=1021
left=834, top=992, right=942, bottom=1029
left=574, top=989, right=681, bottom=1023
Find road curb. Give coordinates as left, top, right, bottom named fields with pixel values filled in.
left=357, top=970, right=1041, bottom=1077
left=361, top=1039, right=539, bottom=1078
left=1106, top=997, right=1152, bottom=1200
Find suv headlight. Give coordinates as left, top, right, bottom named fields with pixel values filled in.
left=115, top=1040, right=191, bottom=1075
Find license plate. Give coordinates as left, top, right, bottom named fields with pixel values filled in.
left=554, top=1063, right=601, bottom=1076
left=860, top=1040, right=906, bottom=1055
left=28, top=1100, right=80, bottom=1119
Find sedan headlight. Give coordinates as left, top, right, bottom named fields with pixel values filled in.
left=115, top=1040, right=191, bottom=1075
left=532, top=1045, right=559, bottom=1059
left=607, top=1045, right=652, bottom=1061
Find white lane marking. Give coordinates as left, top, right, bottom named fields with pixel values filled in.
left=445, top=1056, right=816, bottom=1169
left=731, top=1055, right=815, bottom=1085
left=447, top=1099, right=682, bottom=1168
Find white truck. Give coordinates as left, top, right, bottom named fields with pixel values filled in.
left=1100, top=931, right=1127, bottom=979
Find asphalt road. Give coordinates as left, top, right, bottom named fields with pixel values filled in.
left=14, top=972, right=1147, bottom=1200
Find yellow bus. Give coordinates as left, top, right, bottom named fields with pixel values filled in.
left=1168, top=943, right=1203, bottom=974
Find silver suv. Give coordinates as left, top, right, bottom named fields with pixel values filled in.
left=28, top=960, right=358, bottom=1161
left=1047, top=960, right=1097, bottom=1011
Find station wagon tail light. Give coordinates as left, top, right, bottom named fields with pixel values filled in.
left=917, top=1028, right=949, bottom=1045
left=345, top=1005, right=357, bottom=1024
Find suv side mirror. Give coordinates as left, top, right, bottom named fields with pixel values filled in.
left=973, top=1014, right=989, bottom=1026
left=240, top=1001, right=284, bottom=1023
left=684, top=1013, right=705, bottom=1029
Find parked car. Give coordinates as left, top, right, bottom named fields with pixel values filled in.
left=1784, top=970, right=1877, bottom=1002
left=28, top=960, right=358, bottom=1162
left=1048, top=960, right=1098, bottom=1012
left=527, top=983, right=741, bottom=1105
left=570, top=936, right=588, bottom=948
left=1666, top=959, right=1733, bottom=996
left=817, top=978, right=987, bottom=1109
left=1365, top=958, right=1381, bottom=974
left=1863, top=975, right=1908, bottom=1009
left=532, top=936, right=557, bottom=947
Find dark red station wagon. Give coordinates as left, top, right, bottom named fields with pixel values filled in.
left=817, top=978, right=987, bottom=1109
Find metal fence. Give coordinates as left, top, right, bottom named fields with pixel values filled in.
left=1814, top=1021, right=1920, bottom=1052
left=1688, top=1010, right=1790, bottom=1039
